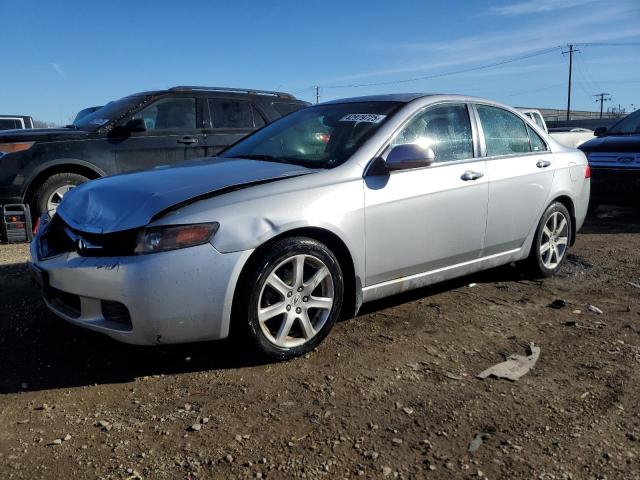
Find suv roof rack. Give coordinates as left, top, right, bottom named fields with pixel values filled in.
left=168, top=86, right=295, bottom=100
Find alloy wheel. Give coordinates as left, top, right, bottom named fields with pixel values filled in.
left=257, top=254, right=334, bottom=348
left=540, top=211, right=569, bottom=269
left=46, top=185, right=76, bottom=215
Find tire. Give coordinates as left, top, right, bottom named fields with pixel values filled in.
left=526, top=202, right=572, bottom=277
left=32, top=173, right=89, bottom=218
left=239, top=237, right=344, bottom=360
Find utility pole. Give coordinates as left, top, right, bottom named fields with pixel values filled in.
left=593, top=93, right=611, bottom=119
left=315, top=86, right=320, bottom=104
left=562, top=44, right=579, bottom=121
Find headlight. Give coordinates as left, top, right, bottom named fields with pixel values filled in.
left=134, top=223, right=219, bottom=254
left=0, top=142, right=35, bottom=157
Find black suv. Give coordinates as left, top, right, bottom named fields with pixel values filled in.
left=0, top=86, right=308, bottom=220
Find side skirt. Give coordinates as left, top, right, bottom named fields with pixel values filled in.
left=361, top=248, right=523, bottom=303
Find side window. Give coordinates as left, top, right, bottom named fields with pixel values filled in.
left=527, top=125, right=548, bottom=152
left=0, top=118, right=23, bottom=130
left=252, top=105, right=266, bottom=128
left=209, top=99, right=254, bottom=129
left=477, top=105, right=531, bottom=156
left=129, top=97, right=196, bottom=131
left=533, top=113, right=546, bottom=130
left=390, top=104, right=473, bottom=163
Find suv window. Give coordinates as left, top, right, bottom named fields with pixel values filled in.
left=130, top=97, right=196, bottom=130
left=477, top=105, right=530, bottom=156
left=391, top=103, right=473, bottom=162
left=533, top=113, right=546, bottom=130
left=209, top=98, right=255, bottom=129
left=0, top=118, right=24, bottom=130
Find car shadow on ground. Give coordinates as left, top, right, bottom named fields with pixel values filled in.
left=0, top=205, right=636, bottom=394
left=581, top=205, right=640, bottom=234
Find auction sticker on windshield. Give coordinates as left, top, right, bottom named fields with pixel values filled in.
left=340, top=114, right=386, bottom=123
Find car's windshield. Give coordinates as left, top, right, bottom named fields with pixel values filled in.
left=221, top=101, right=402, bottom=168
left=608, top=109, right=640, bottom=135
left=73, top=95, right=153, bottom=131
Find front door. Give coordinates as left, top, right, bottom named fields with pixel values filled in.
left=364, top=103, right=489, bottom=286
left=473, top=104, right=556, bottom=255
left=114, top=96, right=204, bottom=172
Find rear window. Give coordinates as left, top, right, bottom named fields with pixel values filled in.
left=209, top=98, right=256, bottom=129
left=272, top=102, right=305, bottom=116
left=477, top=105, right=531, bottom=156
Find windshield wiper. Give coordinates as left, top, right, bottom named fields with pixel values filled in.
left=64, top=124, right=79, bottom=130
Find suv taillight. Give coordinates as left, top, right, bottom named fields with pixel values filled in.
left=585, top=164, right=591, bottom=179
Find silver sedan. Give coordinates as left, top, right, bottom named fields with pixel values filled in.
left=29, top=94, right=590, bottom=359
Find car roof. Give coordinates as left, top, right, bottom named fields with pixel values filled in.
left=126, top=86, right=302, bottom=101
left=320, top=93, right=502, bottom=105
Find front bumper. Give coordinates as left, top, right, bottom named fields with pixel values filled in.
left=590, top=167, right=640, bottom=205
left=29, top=239, right=252, bottom=345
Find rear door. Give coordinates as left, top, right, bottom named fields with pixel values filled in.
left=203, top=97, right=263, bottom=155
left=474, top=104, right=555, bottom=255
left=114, top=95, right=202, bottom=172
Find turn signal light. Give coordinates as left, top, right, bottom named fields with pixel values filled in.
left=0, top=142, right=35, bottom=155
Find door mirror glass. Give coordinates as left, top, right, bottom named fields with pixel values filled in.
left=386, top=143, right=435, bottom=171
left=122, top=118, right=147, bottom=133
left=594, top=126, right=608, bottom=137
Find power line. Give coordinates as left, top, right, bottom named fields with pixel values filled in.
left=321, top=46, right=562, bottom=89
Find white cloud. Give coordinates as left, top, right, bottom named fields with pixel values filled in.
left=50, top=62, right=64, bottom=76
left=320, top=3, right=640, bottom=85
left=491, top=0, right=597, bottom=16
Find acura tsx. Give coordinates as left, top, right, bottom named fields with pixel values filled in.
left=29, top=94, right=590, bottom=359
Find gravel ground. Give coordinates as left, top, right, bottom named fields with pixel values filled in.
left=0, top=206, right=639, bottom=479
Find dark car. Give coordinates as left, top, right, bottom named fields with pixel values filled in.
left=0, top=86, right=308, bottom=220
left=579, top=109, right=640, bottom=208
left=0, top=115, right=34, bottom=130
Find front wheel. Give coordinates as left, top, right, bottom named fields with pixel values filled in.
left=240, top=237, right=344, bottom=360
left=527, top=202, right=572, bottom=277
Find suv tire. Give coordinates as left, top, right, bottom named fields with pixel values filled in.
left=32, top=172, right=89, bottom=218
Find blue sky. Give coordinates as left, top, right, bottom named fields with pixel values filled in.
left=1, top=0, right=639, bottom=124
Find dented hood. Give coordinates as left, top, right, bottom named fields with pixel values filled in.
left=57, top=157, right=313, bottom=234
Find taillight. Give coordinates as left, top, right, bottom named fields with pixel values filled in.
left=585, top=164, right=591, bottom=178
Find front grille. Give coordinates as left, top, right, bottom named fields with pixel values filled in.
left=39, top=215, right=138, bottom=258
left=101, top=300, right=132, bottom=329
left=46, top=286, right=81, bottom=318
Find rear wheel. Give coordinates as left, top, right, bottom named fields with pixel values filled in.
left=527, top=202, right=572, bottom=277
left=32, top=172, right=89, bottom=218
left=240, top=237, right=344, bottom=360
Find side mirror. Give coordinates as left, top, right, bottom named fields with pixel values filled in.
left=386, top=143, right=435, bottom=171
left=594, top=126, right=607, bottom=137
left=121, top=118, right=147, bottom=133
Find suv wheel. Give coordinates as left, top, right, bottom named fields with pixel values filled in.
left=527, top=202, right=572, bottom=277
left=32, top=173, right=89, bottom=218
left=240, top=237, right=344, bottom=360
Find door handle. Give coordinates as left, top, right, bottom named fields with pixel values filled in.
left=177, top=136, right=198, bottom=145
left=461, top=170, right=484, bottom=181
left=536, top=159, right=551, bottom=168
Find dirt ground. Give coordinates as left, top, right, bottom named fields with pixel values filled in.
left=0, top=207, right=639, bottom=480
